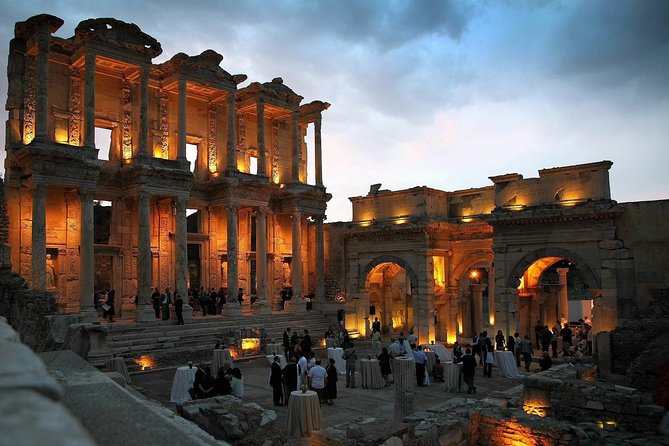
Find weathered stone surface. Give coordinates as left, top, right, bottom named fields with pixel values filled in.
left=62, top=323, right=112, bottom=366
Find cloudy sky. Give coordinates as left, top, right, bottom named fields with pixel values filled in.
left=1, top=0, right=667, bottom=221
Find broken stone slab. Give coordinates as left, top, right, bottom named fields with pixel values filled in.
left=62, top=323, right=112, bottom=367
left=45, top=314, right=81, bottom=344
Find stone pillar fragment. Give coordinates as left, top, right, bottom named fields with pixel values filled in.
left=227, top=93, right=236, bottom=170
left=135, top=193, right=154, bottom=321
left=392, top=357, right=415, bottom=422
left=79, top=188, right=96, bottom=322
left=257, top=101, right=267, bottom=177
left=291, top=210, right=302, bottom=308
left=471, top=284, right=487, bottom=335
left=138, top=65, right=150, bottom=156
left=256, top=207, right=269, bottom=314
left=487, top=266, right=495, bottom=327
left=291, top=111, right=299, bottom=182
left=314, top=117, right=323, bottom=186
left=177, top=78, right=187, bottom=161
left=175, top=197, right=191, bottom=321
left=31, top=183, right=46, bottom=291
left=557, top=267, right=569, bottom=326
left=225, top=204, right=241, bottom=316
left=35, top=32, right=50, bottom=140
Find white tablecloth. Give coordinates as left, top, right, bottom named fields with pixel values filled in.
left=170, top=366, right=197, bottom=403
left=444, top=362, right=462, bottom=392
left=421, top=344, right=451, bottom=362
left=327, top=347, right=346, bottom=374
left=494, top=351, right=519, bottom=378
left=266, top=354, right=288, bottom=369
left=359, top=359, right=384, bottom=389
left=286, top=390, right=321, bottom=437
left=212, top=349, right=234, bottom=377
left=325, top=338, right=338, bottom=348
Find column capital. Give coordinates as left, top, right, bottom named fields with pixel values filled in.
left=556, top=267, right=569, bottom=276
left=256, top=205, right=269, bottom=217
left=174, top=196, right=187, bottom=210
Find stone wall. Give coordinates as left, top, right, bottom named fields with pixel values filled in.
left=0, top=284, right=59, bottom=352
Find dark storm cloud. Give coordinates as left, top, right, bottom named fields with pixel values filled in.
left=546, top=0, right=669, bottom=94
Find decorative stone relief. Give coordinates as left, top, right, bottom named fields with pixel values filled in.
left=237, top=111, right=247, bottom=165
left=159, top=208, right=169, bottom=290
left=210, top=212, right=220, bottom=287
left=121, top=79, right=133, bottom=160
left=208, top=102, right=217, bottom=172
left=23, top=59, right=36, bottom=144
left=68, top=67, right=81, bottom=146
left=159, top=89, right=169, bottom=158
left=271, top=119, right=280, bottom=183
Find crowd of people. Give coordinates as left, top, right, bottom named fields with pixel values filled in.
left=190, top=363, right=244, bottom=399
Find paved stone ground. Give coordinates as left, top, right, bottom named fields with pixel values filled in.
left=131, top=342, right=544, bottom=439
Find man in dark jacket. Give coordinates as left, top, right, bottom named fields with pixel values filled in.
left=461, top=348, right=477, bottom=394
left=283, top=358, right=299, bottom=403
left=269, top=356, right=284, bottom=406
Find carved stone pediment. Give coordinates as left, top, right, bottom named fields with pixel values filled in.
left=14, top=14, right=64, bottom=40
left=74, top=18, right=162, bottom=58
left=161, top=50, right=245, bottom=86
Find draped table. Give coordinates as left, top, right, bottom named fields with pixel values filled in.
left=327, top=347, right=346, bottom=374
left=325, top=338, right=338, bottom=348
left=421, top=344, right=451, bottom=362
left=494, top=351, right=519, bottom=378
left=444, top=362, right=462, bottom=392
left=170, top=365, right=197, bottom=403
left=266, top=354, right=288, bottom=369
left=266, top=343, right=284, bottom=355
left=359, top=358, right=384, bottom=389
left=105, top=357, right=131, bottom=385
left=212, top=348, right=234, bottom=377
left=286, top=390, right=321, bottom=437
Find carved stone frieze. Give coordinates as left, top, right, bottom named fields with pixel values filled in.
left=23, top=59, right=36, bottom=144
left=68, top=67, right=81, bottom=146
left=74, top=18, right=162, bottom=58
left=208, top=102, right=217, bottom=172
left=159, top=89, right=169, bottom=158
left=271, top=119, right=280, bottom=183
left=237, top=111, right=247, bottom=151
left=121, top=79, right=133, bottom=160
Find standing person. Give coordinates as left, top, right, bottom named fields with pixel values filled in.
left=371, top=329, right=382, bottom=355
left=174, top=293, right=184, bottom=325
left=506, top=333, right=515, bottom=355
left=540, top=325, right=552, bottom=353
left=520, top=335, right=533, bottom=372
left=483, top=335, right=493, bottom=378
left=388, top=338, right=400, bottom=357
left=472, top=333, right=482, bottom=364
left=407, top=329, right=418, bottom=347
left=495, top=330, right=505, bottom=351
left=461, top=348, right=477, bottom=394
left=378, top=347, right=392, bottom=386
left=301, top=329, right=313, bottom=356
left=534, top=321, right=544, bottom=351
left=307, top=359, right=327, bottom=404
left=269, top=356, right=283, bottom=406
left=161, top=288, right=171, bottom=320
left=324, top=358, right=338, bottom=404
left=513, top=332, right=522, bottom=367
left=372, top=317, right=381, bottom=333
left=106, top=289, right=115, bottom=323
left=297, top=353, right=308, bottom=388
left=551, top=326, right=560, bottom=358
left=561, top=323, right=573, bottom=355
left=207, top=288, right=217, bottom=315
left=151, top=287, right=161, bottom=318
left=453, top=341, right=463, bottom=363
left=283, top=327, right=291, bottom=360
left=342, top=342, right=358, bottom=388
left=282, top=357, right=299, bottom=403
left=198, top=287, right=208, bottom=316
left=230, top=368, right=244, bottom=398
left=432, top=358, right=445, bottom=382
left=413, top=345, right=428, bottom=386
left=237, top=287, right=244, bottom=305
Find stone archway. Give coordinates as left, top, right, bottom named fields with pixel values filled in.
left=362, top=255, right=419, bottom=335
left=506, top=247, right=600, bottom=290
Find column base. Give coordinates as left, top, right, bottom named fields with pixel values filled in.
left=259, top=301, right=272, bottom=315
left=224, top=304, right=242, bottom=316
left=242, top=302, right=252, bottom=315
left=79, top=307, right=98, bottom=323
left=136, top=304, right=157, bottom=322
left=182, top=305, right=193, bottom=322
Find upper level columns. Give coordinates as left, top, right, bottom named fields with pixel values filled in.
left=314, top=117, right=323, bottom=187
left=226, top=93, right=236, bottom=171
left=291, top=111, right=300, bottom=183
left=256, top=206, right=270, bottom=314
left=177, top=79, right=187, bottom=161
left=83, top=52, right=96, bottom=148
left=487, top=266, right=495, bottom=326
left=314, top=215, right=325, bottom=300
left=175, top=197, right=188, bottom=302
left=79, top=187, right=96, bottom=322
left=291, top=210, right=302, bottom=302
left=257, top=101, right=267, bottom=178
left=136, top=192, right=154, bottom=321
left=557, top=267, right=569, bottom=326
left=470, top=283, right=488, bottom=335
left=31, top=183, right=46, bottom=290
left=35, top=31, right=50, bottom=140
left=138, top=65, right=150, bottom=156
left=225, top=204, right=239, bottom=309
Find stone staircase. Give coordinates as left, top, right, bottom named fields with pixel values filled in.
left=107, top=309, right=337, bottom=366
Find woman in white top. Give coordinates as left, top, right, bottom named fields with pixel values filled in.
left=230, top=367, right=244, bottom=398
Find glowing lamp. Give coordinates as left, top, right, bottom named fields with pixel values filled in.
left=134, top=355, right=155, bottom=370
left=241, top=338, right=261, bottom=352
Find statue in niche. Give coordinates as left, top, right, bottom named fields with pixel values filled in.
left=282, top=261, right=292, bottom=287
left=46, top=253, right=57, bottom=289
left=221, top=261, right=228, bottom=287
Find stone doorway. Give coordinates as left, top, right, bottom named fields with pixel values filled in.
left=366, top=262, right=413, bottom=334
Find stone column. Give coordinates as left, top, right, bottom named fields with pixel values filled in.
left=31, top=183, right=47, bottom=291
left=487, top=266, right=495, bottom=328
left=314, top=215, right=325, bottom=301
left=138, top=65, right=150, bottom=156
left=256, top=207, right=270, bottom=314
left=314, top=117, right=323, bottom=187
left=447, top=287, right=460, bottom=344
left=291, top=210, right=303, bottom=309
left=83, top=52, right=96, bottom=148
left=227, top=92, right=236, bottom=171
left=135, top=193, right=154, bottom=321
left=177, top=78, right=187, bottom=161
left=470, top=284, right=487, bottom=335
left=291, top=111, right=299, bottom=182
left=557, top=267, right=569, bottom=326
left=393, top=357, right=415, bottom=421
left=257, top=100, right=267, bottom=177
left=35, top=31, right=50, bottom=140
left=79, top=187, right=97, bottom=322
left=175, top=197, right=191, bottom=321
left=225, top=204, right=241, bottom=316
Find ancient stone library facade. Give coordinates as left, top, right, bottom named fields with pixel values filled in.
left=4, top=14, right=669, bottom=351
left=3, top=14, right=329, bottom=322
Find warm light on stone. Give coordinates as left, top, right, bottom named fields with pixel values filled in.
left=135, top=355, right=154, bottom=370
